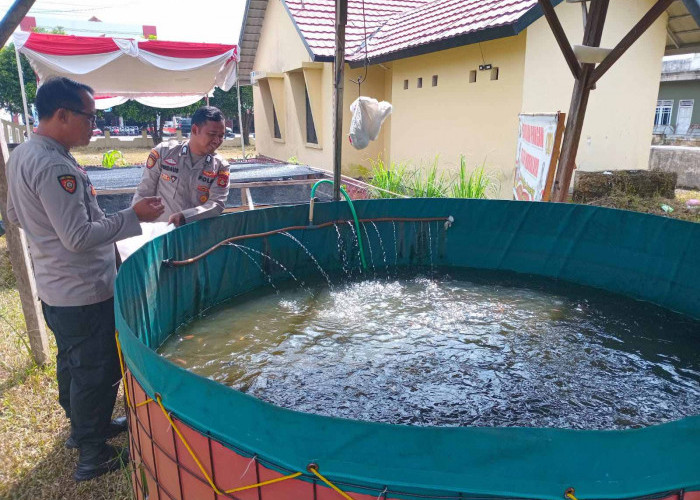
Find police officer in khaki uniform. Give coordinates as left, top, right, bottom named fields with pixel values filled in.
left=132, top=106, right=230, bottom=226
left=6, top=77, right=165, bottom=481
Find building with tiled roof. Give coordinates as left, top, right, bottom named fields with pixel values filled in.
left=240, top=0, right=695, bottom=197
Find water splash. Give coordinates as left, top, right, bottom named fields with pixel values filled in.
left=370, top=221, right=389, bottom=277
left=228, top=243, right=307, bottom=293
left=230, top=244, right=278, bottom=292
left=427, top=221, right=434, bottom=272
left=392, top=221, right=398, bottom=268
left=346, top=221, right=362, bottom=275
left=361, top=222, right=376, bottom=275
left=280, top=232, right=333, bottom=287
left=334, top=223, right=351, bottom=277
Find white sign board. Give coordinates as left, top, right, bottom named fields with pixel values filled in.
left=513, top=112, right=564, bottom=202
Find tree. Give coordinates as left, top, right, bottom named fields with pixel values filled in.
left=211, top=85, right=254, bottom=146
left=113, top=100, right=203, bottom=146
left=0, top=44, right=37, bottom=116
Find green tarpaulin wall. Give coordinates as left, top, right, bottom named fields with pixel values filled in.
left=115, top=199, right=700, bottom=500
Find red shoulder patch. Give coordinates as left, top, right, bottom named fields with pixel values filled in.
left=216, top=170, right=230, bottom=188
left=146, top=149, right=159, bottom=169
left=58, top=175, right=77, bottom=194
left=199, top=194, right=209, bottom=204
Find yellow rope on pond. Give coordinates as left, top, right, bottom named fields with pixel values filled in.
left=308, top=465, right=356, bottom=500
left=225, top=472, right=303, bottom=494
left=115, top=331, right=132, bottom=409
left=565, top=487, right=579, bottom=500
left=154, top=395, right=224, bottom=495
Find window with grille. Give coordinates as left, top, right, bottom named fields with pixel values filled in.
left=654, top=100, right=673, bottom=126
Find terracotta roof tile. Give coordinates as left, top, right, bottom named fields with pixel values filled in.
left=284, top=0, right=538, bottom=61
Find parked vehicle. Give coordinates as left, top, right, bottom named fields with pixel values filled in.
left=179, top=118, right=192, bottom=135
left=92, top=128, right=104, bottom=136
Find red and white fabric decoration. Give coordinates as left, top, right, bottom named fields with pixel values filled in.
left=14, top=32, right=238, bottom=109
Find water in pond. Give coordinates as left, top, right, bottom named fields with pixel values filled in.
left=158, top=269, right=700, bottom=430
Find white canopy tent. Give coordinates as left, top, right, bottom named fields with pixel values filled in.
left=14, top=31, right=239, bottom=109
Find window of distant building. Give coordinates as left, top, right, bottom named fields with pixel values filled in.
left=654, top=100, right=673, bottom=126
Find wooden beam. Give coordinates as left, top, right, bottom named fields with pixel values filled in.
left=0, top=0, right=36, bottom=47
left=551, top=0, right=609, bottom=202
left=538, top=0, right=582, bottom=80
left=332, top=0, right=348, bottom=201
left=0, top=128, right=50, bottom=366
left=589, top=0, right=675, bottom=87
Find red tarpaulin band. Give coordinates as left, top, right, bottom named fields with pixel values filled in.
left=138, top=40, right=235, bottom=58
left=23, top=33, right=120, bottom=55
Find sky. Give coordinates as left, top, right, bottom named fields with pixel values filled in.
left=0, top=0, right=247, bottom=44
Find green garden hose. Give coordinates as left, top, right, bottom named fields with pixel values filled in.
left=310, top=180, right=367, bottom=270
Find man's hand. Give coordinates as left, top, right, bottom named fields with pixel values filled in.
left=168, top=212, right=185, bottom=227
left=133, top=197, right=165, bottom=222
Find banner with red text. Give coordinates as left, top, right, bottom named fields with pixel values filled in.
left=513, top=113, right=565, bottom=202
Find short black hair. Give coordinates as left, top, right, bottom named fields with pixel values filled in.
left=36, top=77, right=93, bottom=120
left=191, top=106, right=224, bottom=128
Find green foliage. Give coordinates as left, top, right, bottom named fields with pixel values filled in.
left=32, top=26, right=66, bottom=34
left=287, top=156, right=299, bottom=164
left=210, top=86, right=253, bottom=121
left=450, top=155, right=498, bottom=199
left=367, top=156, right=409, bottom=198
left=409, top=156, right=448, bottom=198
left=113, top=100, right=203, bottom=145
left=0, top=44, right=37, bottom=115
left=368, top=154, right=497, bottom=200
left=101, top=150, right=126, bottom=169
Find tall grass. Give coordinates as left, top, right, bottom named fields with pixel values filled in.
left=367, top=154, right=497, bottom=199
left=368, top=156, right=409, bottom=198
left=451, top=155, right=498, bottom=199
left=408, top=156, right=448, bottom=198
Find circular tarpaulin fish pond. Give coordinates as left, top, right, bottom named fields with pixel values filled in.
left=115, top=199, right=700, bottom=500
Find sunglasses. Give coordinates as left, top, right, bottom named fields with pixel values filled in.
left=65, top=108, right=97, bottom=124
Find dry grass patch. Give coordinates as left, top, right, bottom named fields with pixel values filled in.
left=0, top=239, right=132, bottom=500
left=586, top=189, right=700, bottom=223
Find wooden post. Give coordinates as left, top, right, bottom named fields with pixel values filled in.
left=550, top=0, right=609, bottom=202
left=589, top=0, right=675, bottom=87
left=237, top=79, right=246, bottom=156
left=0, top=0, right=36, bottom=48
left=332, top=0, right=348, bottom=201
left=0, top=126, right=50, bottom=366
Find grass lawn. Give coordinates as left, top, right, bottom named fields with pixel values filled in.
left=71, top=146, right=257, bottom=167
left=0, top=238, right=131, bottom=500
left=0, top=185, right=697, bottom=499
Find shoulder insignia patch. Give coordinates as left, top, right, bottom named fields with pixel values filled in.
left=199, top=194, right=209, bottom=204
left=197, top=185, right=209, bottom=192
left=58, top=175, right=77, bottom=194
left=161, top=173, right=171, bottom=182
left=216, top=170, right=230, bottom=188
left=146, top=149, right=159, bottom=169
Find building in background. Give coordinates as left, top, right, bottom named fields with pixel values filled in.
left=19, top=15, right=156, bottom=39
left=240, top=0, right=698, bottom=198
left=655, top=54, right=700, bottom=136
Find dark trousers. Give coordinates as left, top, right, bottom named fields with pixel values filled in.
left=41, top=298, right=121, bottom=449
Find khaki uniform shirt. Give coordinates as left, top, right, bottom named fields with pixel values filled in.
left=132, top=140, right=230, bottom=224
left=6, top=134, right=141, bottom=307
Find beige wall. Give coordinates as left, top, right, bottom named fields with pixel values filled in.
left=252, top=0, right=389, bottom=173
left=388, top=35, right=528, bottom=196
left=252, top=0, right=667, bottom=198
left=522, top=0, right=667, bottom=180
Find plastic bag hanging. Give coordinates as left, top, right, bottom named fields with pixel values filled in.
left=348, top=97, right=392, bottom=150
